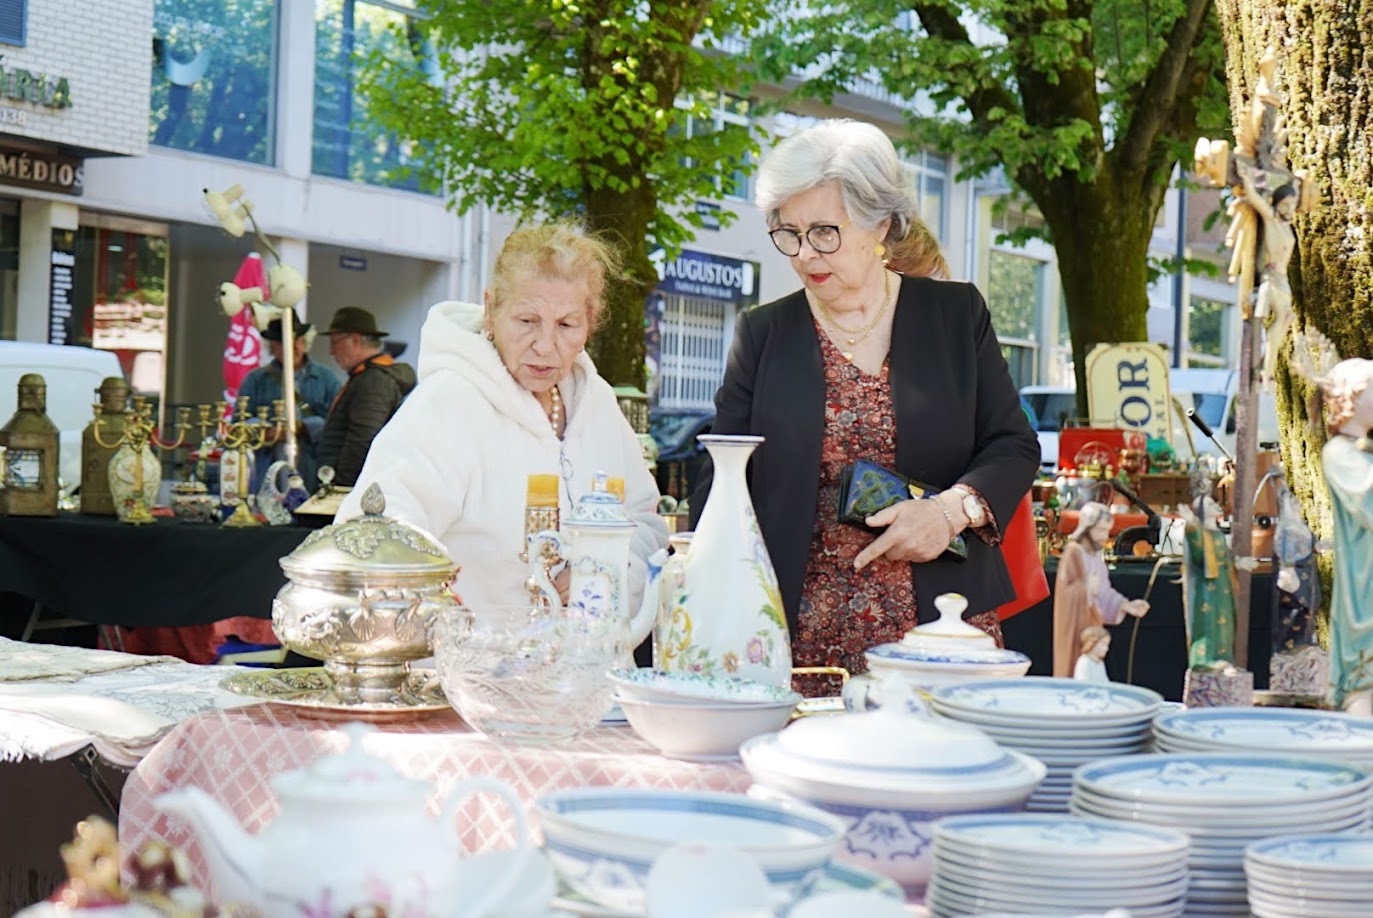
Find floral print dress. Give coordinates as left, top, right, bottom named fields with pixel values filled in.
left=792, top=324, right=1002, bottom=698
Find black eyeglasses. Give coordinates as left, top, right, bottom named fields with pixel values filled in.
left=768, top=222, right=847, bottom=256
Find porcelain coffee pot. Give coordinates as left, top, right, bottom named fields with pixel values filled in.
left=529, top=472, right=655, bottom=652
left=155, top=723, right=531, bottom=917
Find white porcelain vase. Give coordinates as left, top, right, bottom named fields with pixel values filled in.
left=659, top=435, right=790, bottom=686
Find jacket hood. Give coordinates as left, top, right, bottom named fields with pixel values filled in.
left=373, top=358, right=417, bottom=393
left=417, top=300, right=601, bottom=439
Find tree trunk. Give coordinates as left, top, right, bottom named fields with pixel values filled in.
left=1215, top=1, right=1373, bottom=540
left=1039, top=180, right=1156, bottom=416
left=585, top=181, right=657, bottom=389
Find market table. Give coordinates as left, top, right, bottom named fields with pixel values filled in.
left=0, top=513, right=311, bottom=634
left=119, top=705, right=752, bottom=903
left=1002, top=556, right=1276, bottom=702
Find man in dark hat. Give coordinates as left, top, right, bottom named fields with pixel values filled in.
left=236, top=308, right=343, bottom=491
left=318, top=307, right=416, bottom=486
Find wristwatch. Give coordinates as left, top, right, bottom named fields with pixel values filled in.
left=952, top=485, right=986, bottom=528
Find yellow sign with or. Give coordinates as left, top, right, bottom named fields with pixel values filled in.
left=1084, top=342, right=1173, bottom=444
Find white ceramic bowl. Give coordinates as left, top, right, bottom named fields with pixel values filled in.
left=608, top=668, right=801, bottom=706
left=617, top=695, right=796, bottom=761
left=535, top=788, right=846, bottom=914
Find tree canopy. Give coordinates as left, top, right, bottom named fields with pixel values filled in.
left=754, top=0, right=1229, bottom=401
left=360, top=0, right=769, bottom=386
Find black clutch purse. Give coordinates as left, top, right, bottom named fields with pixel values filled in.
left=836, top=458, right=968, bottom=561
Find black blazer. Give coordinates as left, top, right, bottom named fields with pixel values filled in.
left=690, top=275, right=1040, bottom=633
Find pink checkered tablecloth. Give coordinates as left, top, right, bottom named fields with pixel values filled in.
left=119, top=704, right=751, bottom=901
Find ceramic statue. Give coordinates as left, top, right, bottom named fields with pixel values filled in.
left=1073, top=625, right=1111, bottom=683
left=156, top=723, right=531, bottom=917
left=1318, top=358, right=1373, bottom=714
left=256, top=460, right=296, bottom=526
left=1267, top=474, right=1327, bottom=695
left=648, top=435, right=790, bottom=687
left=1051, top=502, right=1149, bottom=677
left=1180, top=494, right=1239, bottom=670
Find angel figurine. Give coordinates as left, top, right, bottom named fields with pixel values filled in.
left=1074, top=625, right=1112, bottom=683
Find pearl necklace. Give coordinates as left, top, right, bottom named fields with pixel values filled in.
left=546, top=386, right=563, bottom=435
left=814, top=269, right=893, bottom=361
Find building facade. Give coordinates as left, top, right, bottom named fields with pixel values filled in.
left=0, top=0, right=1237, bottom=418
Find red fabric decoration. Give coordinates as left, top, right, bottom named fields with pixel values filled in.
left=996, top=492, right=1049, bottom=621
left=222, top=253, right=266, bottom=404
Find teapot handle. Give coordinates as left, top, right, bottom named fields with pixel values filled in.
left=439, top=777, right=532, bottom=918
left=527, top=530, right=566, bottom=609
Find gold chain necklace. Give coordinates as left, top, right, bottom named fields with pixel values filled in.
left=814, top=270, right=893, bottom=361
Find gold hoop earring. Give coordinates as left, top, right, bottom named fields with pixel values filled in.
left=875, top=243, right=887, bottom=259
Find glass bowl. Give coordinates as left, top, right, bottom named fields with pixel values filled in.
left=432, top=603, right=622, bottom=743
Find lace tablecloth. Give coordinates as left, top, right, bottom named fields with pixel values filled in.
left=119, top=705, right=752, bottom=903
left=0, top=639, right=258, bottom=767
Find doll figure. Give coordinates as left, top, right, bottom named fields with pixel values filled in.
left=1180, top=495, right=1239, bottom=671
left=1052, top=502, right=1150, bottom=677
left=1320, top=358, right=1373, bottom=713
left=1074, top=625, right=1112, bottom=683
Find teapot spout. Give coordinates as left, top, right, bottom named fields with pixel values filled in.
left=628, top=547, right=670, bottom=650
left=155, top=787, right=261, bottom=905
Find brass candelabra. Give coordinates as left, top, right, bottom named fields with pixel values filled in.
left=216, top=395, right=286, bottom=527
left=91, top=398, right=209, bottom=525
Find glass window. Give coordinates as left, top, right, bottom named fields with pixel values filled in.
left=680, top=93, right=755, bottom=201
left=150, top=0, right=277, bottom=164
left=0, top=0, right=26, bottom=46
left=313, top=0, right=434, bottom=191
left=1000, top=344, right=1035, bottom=390
left=986, top=249, right=1040, bottom=342
left=68, top=226, right=170, bottom=414
left=906, top=150, right=947, bottom=242
left=1188, top=295, right=1227, bottom=364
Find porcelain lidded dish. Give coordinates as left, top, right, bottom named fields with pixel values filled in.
left=273, top=483, right=462, bottom=705
left=740, top=677, right=1045, bottom=895
left=894, top=592, right=997, bottom=651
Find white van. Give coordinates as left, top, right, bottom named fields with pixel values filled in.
left=0, top=341, right=126, bottom=491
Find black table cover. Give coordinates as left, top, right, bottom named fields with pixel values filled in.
left=0, top=513, right=311, bottom=628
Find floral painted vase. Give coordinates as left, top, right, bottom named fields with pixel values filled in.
left=657, top=435, right=790, bottom=686
left=107, top=443, right=160, bottom=523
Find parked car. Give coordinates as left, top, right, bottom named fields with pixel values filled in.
left=1020, top=371, right=1278, bottom=471
left=649, top=408, right=713, bottom=501
left=0, top=341, right=125, bottom=491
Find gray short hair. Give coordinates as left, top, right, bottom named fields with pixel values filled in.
left=1071, top=501, right=1114, bottom=542
left=756, top=119, right=946, bottom=277
left=758, top=120, right=917, bottom=240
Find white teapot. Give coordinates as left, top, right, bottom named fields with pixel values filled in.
left=156, top=723, right=531, bottom=917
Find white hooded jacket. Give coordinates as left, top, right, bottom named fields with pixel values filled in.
left=336, top=301, right=668, bottom=614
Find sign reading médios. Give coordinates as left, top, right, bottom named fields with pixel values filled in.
left=0, top=57, right=83, bottom=195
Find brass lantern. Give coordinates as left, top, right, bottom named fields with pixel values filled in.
left=0, top=373, right=60, bottom=516
left=80, top=376, right=130, bottom=515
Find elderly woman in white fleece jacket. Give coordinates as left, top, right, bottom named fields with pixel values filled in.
left=336, top=223, right=668, bottom=616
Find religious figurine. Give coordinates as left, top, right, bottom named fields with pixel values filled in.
left=1238, top=167, right=1297, bottom=383
left=1052, top=502, right=1149, bottom=677
left=1267, top=472, right=1328, bottom=695
left=1180, top=493, right=1239, bottom=670
left=1074, top=625, right=1111, bottom=683
left=1319, top=357, right=1373, bottom=714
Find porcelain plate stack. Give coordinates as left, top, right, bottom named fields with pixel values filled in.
left=1153, top=707, right=1373, bottom=767
left=1244, top=833, right=1373, bottom=917
left=926, top=814, right=1191, bottom=918
left=930, top=678, right=1161, bottom=813
left=1070, top=753, right=1373, bottom=916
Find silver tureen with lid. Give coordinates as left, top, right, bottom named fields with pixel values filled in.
left=273, top=483, right=462, bottom=705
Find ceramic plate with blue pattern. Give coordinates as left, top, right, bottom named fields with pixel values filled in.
left=1075, top=753, right=1373, bottom=806
left=934, top=813, right=1190, bottom=856
left=932, top=677, right=1161, bottom=721
left=1154, top=707, right=1373, bottom=755
left=1247, top=834, right=1373, bottom=872
left=866, top=644, right=1031, bottom=666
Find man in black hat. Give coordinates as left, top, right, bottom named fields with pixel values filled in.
left=236, top=308, right=343, bottom=490
left=318, top=307, right=416, bottom=486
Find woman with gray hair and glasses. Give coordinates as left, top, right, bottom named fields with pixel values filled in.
left=691, top=118, right=1039, bottom=696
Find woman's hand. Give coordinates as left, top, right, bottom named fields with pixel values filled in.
left=553, top=567, right=571, bottom=605
left=854, top=496, right=960, bottom=570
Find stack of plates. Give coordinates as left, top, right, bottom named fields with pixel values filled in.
left=1154, top=707, right=1373, bottom=766
left=1071, top=754, right=1373, bottom=916
left=926, top=814, right=1191, bottom=918
left=1244, top=834, right=1373, bottom=917
left=930, top=678, right=1161, bottom=812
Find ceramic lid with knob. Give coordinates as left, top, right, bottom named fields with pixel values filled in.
left=279, top=483, right=458, bottom=586
left=739, top=677, right=1045, bottom=804
left=272, top=722, right=429, bottom=803
left=891, top=593, right=996, bottom=651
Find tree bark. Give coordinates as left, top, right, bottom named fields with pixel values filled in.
left=1215, top=1, right=1373, bottom=549
left=584, top=181, right=657, bottom=389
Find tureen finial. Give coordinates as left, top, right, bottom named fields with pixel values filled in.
left=360, top=483, right=386, bottom=516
